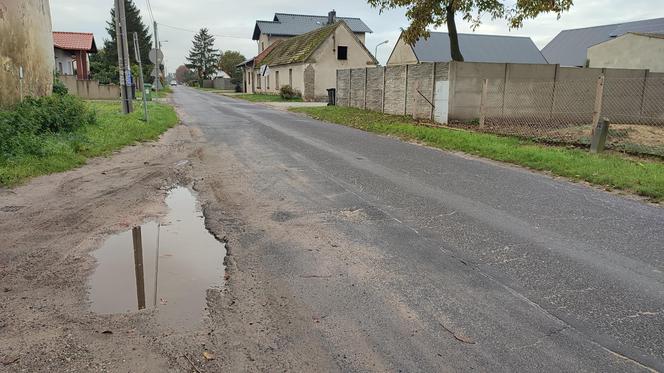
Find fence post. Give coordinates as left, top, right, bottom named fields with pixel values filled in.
left=479, top=79, right=488, bottom=128
left=591, top=74, right=605, bottom=127
left=364, top=67, right=368, bottom=110
left=639, top=70, right=649, bottom=118
left=403, top=64, right=409, bottom=115
left=382, top=66, right=386, bottom=113
left=348, top=69, right=352, bottom=107
left=590, top=118, right=610, bottom=153
left=430, top=63, right=436, bottom=120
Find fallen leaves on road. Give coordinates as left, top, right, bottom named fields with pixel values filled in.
left=203, top=351, right=215, bottom=360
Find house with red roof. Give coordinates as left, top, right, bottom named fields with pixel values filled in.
left=53, top=32, right=98, bottom=80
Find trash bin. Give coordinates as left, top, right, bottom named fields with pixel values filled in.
left=143, top=84, right=152, bottom=101
left=327, top=88, right=336, bottom=106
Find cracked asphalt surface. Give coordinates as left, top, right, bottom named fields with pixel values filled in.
left=175, top=87, right=664, bottom=372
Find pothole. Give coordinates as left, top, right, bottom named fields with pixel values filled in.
left=87, top=186, right=225, bottom=329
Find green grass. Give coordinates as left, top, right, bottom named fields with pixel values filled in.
left=231, top=93, right=303, bottom=102
left=290, top=106, right=664, bottom=201
left=0, top=101, right=178, bottom=186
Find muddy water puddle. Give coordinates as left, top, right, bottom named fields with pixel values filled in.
left=88, top=186, right=225, bottom=328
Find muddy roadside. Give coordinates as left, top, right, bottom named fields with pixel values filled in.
left=0, top=105, right=351, bottom=371
left=0, top=120, right=207, bottom=371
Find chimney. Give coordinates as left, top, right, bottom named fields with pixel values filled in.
left=327, top=10, right=337, bottom=25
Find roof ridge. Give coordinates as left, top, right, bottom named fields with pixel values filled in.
left=274, top=12, right=363, bottom=20
left=557, top=16, right=664, bottom=33
left=53, top=31, right=94, bottom=35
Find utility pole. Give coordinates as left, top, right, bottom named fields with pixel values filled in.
left=133, top=32, right=148, bottom=122
left=153, top=21, right=161, bottom=94
left=114, top=0, right=133, bottom=113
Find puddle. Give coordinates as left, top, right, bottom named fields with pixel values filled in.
left=88, top=187, right=225, bottom=328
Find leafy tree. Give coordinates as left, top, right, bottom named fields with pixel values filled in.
left=217, top=51, right=246, bottom=86
left=368, top=0, right=573, bottom=61
left=175, top=64, right=198, bottom=85
left=186, top=28, right=220, bottom=84
left=91, top=0, right=153, bottom=83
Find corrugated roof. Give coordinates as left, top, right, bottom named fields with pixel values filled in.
left=542, top=17, right=664, bottom=66
left=53, top=32, right=97, bottom=52
left=410, top=32, right=547, bottom=64
left=252, top=12, right=372, bottom=40
left=258, top=23, right=338, bottom=67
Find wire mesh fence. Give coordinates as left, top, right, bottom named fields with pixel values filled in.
left=446, top=76, right=664, bottom=158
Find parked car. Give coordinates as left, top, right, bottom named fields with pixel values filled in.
left=170, top=81, right=177, bottom=86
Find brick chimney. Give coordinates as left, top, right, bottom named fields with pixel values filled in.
left=327, top=10, right=337, bottom=24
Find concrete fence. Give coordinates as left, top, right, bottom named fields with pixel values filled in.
left=336, top=61, right=664, bottom=156
left=60, top=75, right=120, bottom=100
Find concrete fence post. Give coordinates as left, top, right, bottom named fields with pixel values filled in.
left=364, top=67, right=368, bottom=110
left=382, top=66, right=386, bottom=113
left=430, top=63, right=436, bottom=120
left=479, top=79, right=488, bottom=128
left=348, top=69, right=352, bottom=107
left=639, top=70, right=649, bottom=119
left=403, top=64, right=409, bottom=115
left=591, top=74, right=605, bottom=127
left=590, top=118, right=610, bottom=153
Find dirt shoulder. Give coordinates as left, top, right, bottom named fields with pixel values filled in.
left=0, top=123, right=201, bottom=371
left=0, top=111, right=342, bottom=372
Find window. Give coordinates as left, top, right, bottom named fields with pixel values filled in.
left=289, top=69, right=292, bottom=86
left=275, top=71, right=280, bottom=88
left=58, top=62, right=63, bottom=74
left=256, top=72, right=261, bottom=89
left=261, top=42, right=265, bottom=51
left=267, top=73, right=270, bottom=89
left=337, top=46, right=348, bottom=60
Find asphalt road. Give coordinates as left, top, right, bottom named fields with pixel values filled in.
left=174, top=87, right=664, bottom=372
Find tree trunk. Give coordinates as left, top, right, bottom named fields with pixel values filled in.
left=446, top=3, right=464, bottom=61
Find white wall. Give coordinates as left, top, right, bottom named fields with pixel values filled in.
left=588, top=33, right=664, bottom=73
left=54, top=48, right=75, bottom=76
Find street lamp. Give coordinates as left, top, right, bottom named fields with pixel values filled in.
left=374, top=40, right=389, bottom=64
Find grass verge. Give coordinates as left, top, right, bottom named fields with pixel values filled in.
left=0, top=101, right=178, bottom=186
left=231, top=93, right=303, bottom=102
left=290, top=106, right=664, bottom=202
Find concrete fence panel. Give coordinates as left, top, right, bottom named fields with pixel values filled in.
left=350, top=68, right=366, bottom=108
left=336, top=69, right=350, bottom=107
left=366, top=67, right=384, bottom=112
left=406, top=63, right=434, bottom=119
left=384, top=65, right=407, bottom=115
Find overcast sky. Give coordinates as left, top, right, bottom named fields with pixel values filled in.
left=51, top=0, right=664, bottom=73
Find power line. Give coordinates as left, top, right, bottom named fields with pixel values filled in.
left=144, top=0, right=154, bottom=23
left=157, top=22, right=249, bottom=40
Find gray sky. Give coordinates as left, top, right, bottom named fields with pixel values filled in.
left=51, top=0, right=664, bottom=73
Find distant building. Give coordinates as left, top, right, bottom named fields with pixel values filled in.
left=252, top=11, right=372, bottom=53
left=387, top=32, right=547, bottom=66
left=241, top=20, right=377, bottom=100
left=587, top=33, right=664, bottom=72
left=542, top=17, right=664, bottom=67
left=53, top=32, right=98, bottom=80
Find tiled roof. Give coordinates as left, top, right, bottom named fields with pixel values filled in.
left=258, top=22, right=338, bottom=67
left=53, top=32, right=97, bottom=52
left=252, top=12, right=371, bottom=40
left=410, top=32, right=547, bottom=64
left=542, top=17, right=664, bottom=66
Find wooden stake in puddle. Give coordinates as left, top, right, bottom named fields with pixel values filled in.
left=132, top=226, right=146, bottom=310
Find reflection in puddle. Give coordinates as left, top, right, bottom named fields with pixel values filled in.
left=88, top=187, right=225, bottom=328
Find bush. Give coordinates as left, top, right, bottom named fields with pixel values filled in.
left=279, top=85, right=301, bottom=100
left=52, top=78, right=69, bottom=95
left=0, top=94, right=96, bottom=159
